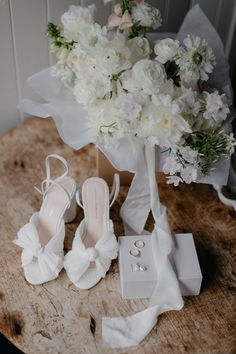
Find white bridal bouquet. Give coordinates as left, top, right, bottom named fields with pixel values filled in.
left=44, top=0, right=235, bottom=186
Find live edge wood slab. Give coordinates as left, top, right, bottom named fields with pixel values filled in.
left=0, top=117, right=235, bottom=354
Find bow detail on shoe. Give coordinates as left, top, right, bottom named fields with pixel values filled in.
left=64, top=223, right=118, bottom=284
left=13, top=222, right=63, bottom=279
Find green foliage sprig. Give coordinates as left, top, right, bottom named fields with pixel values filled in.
left=185, top=131, right=234, bottom=174
left=121, top=0, right=132, bottom=14
left=46, top=22, right=76, bottom=50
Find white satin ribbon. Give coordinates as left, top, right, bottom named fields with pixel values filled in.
left=102, top=143, right=184, bottom=348
left=64, top=220, right=118, bottom=284
left=13, top=222, right=63, bottom=279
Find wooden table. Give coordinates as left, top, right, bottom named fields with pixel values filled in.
left=0, top=117, right=235, bottom=354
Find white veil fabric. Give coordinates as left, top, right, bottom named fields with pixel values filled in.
left=18, top=5, right=233, bottom=348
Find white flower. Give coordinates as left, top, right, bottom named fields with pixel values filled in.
left=166, top=175, right=183, bottom=186
left=95, top=33, right=131, bottom=76
left=128, top=37, right=151, bottom=64
left=139, top=94, right=192, bottom=147
left=176, top=35, right=216, bottom=83
left=178, top=87, right=201, bottom=117
left=77, top=23, right=107, bottom=52
left=72, top=48, right=96, bottom=79
left=115, top=92, right=147, bottom=121
left=180, top=165, right=198, bottom=184
left=154, top=39, right=180, bottom=64
left=73, top=75, right=111, bottom=106
left=61, top=5, right=95, bottom=41
left=203, top=91, right=230, bottom=125
left=178, top=145, right=199, bottom=164
left=88, top=100, right=121, bottom=138
left=51, top=64, right=74, bottom=87
left=132, top=2, right=162, bottom=30
left=163, top=155, right=180, bottom=175
left=121, top=59, right=166, bottom=95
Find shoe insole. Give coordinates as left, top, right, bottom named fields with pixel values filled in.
left=38, top=177, right=75, bottom=245
left=82, top=177, right=109, bottom=249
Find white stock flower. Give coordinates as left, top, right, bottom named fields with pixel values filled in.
left=61, top=5, right=95, bottom=41
left=178, top=145, right=199, bottom=164
left=166, top=175, right=183, bottom=186
left=77, top=23, right=107, bottom=52
left=203, top=91, right=230, bottom=125
left=72, top=47, right=97, bottom=79
left=115, top=92, right=147, bottom=121
left=180, top=165, right=198, bottom=184
left=163, top=155, right=180, bottom=175
left=139, top=94, right=192, bottom=147
left=73, top=75, right=111, bottom=106
left=128, top=37, right=151, bottom=64
left=121, top=59, right=166, bottom=95
left=154, top=39, right=180, bottom=64
left=88, top=100, right=122, bottom=139
left=132, top=2, right=162, bottom=30
left=51, top=64, right=75, bottom=87
left=177, top=86, right=201, bottom=120
left=176, top=35, right=216, bottom=83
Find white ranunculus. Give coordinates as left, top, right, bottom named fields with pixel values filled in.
left=95, top=33, right=131, bottom=76
left=121, top=59, right=166, bottom=95
left=154, top=38, right=180, bottom=64
left=132, top=2, right=162, bottom=30
left=138, top=94, right=192, bottom=147
left=73, top=75, right=111, bottom=106
left=128, top=37, right=151, bottom=64
left=61, top=5, right=95, bottom=41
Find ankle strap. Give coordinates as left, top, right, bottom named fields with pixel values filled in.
left=76, top=174, right=120, bottom=209
left=110, top=174, right=120, bottom=207
left=45, top=154, right=69, bottom=190
left=34, top=154, right=71, bottom=203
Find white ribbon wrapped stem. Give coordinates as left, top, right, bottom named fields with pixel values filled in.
left=102, top=143, right=183, bottom=348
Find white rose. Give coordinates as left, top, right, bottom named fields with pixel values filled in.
left=154, top=38, right=180, bottom=64
left=121, top=59, right=166, bottom=95
left=61, top=5, right=95, bottom=41
left=128, top=37, right=151, bottom=64
left=132, top=2, right=162, bottom=30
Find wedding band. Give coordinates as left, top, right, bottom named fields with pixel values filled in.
left=134, top=240, right=145, bottom=248
left=131, top=263, right=148, bottom=272
left=139, top=264, right=148, bottom=271
left=129, top=248, right=141, bottom=257
left=131, top=263, right=140, bottom=272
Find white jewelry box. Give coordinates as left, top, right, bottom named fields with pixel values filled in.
left=118, top=234, right=202, bottom=299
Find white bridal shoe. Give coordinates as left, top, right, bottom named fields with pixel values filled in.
left=64, top=175, right=120, bottom=289
left=13, top=154, right=77, bottom=285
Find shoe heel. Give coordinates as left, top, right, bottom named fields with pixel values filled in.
left=64, top=193, right=77, bottom=223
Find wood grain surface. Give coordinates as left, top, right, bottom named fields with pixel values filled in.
left=0, top=117, right=235, bottom=354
